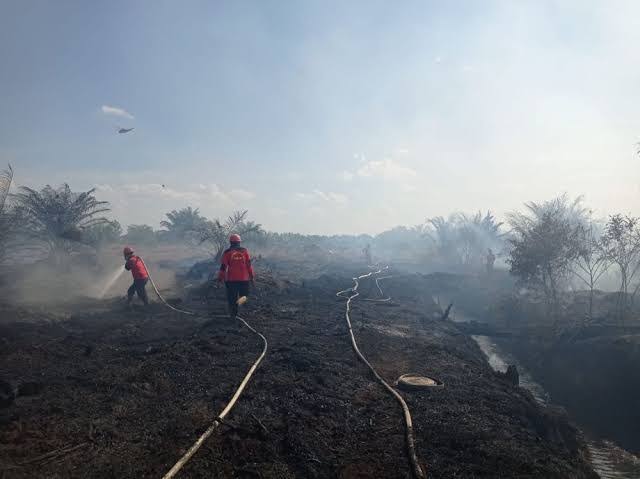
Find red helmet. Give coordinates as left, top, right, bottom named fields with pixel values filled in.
left=123, top=246, right=134, bottom=256
left=229, top=234, right=242, bottom=244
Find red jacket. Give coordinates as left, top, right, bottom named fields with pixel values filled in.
left=125, top=255, right=149, bottom=280
left=218, top=246, right=254, bottom=282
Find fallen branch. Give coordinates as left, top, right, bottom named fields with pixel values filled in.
left=19, top=443, right=88, bottom=466
left=250, top=413, right=269, bottom=434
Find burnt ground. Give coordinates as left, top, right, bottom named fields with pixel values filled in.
left=0, top=266, right=597, bottom=478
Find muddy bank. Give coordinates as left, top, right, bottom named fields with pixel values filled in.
left=423, top=271, right=640, bottom=457
left=471, top=334, right=640, bottom=478
left=0, top=268, right=596, bottom=477
left=500, top=335, right=640, bottom=454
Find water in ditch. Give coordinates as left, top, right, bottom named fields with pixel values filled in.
left=472, top=334, right=640, bottom=479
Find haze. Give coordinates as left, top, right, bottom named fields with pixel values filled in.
left=1, top=0, right=639, bottom=234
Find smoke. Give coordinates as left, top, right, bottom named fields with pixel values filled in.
left=0, top=247, right=184, bottom=306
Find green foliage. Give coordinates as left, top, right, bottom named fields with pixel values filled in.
left=0, top=164, right=16, bottom=262
left=160, top=207, right=207, bottom=241
left=13, top=183, right=110, bottom=258
left=374, top=226, right=424, bottom=251
left=124, top=224, right=157, bottom=246
left=426, top=210, right=504, bottom=269
left=0, top=164, right=12, bottom=212
left=84, top=220, right=123, bottom=246
left=507, top=195, right=586, bottom=316
left=199, top=210, right=263, bottom=259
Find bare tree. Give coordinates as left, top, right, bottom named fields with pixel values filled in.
left=600, top=214, right=640, bottom=320
left=199, top=210, right=262, bottom=260
left=13, top=184, right=110, bottom=262
left=571, top=222, right=610, bottom=320
left=507, top=195, right=586, bottom=321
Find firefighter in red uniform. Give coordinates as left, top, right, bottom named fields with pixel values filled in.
left=217, top=234, right=254, bottom=319
left=123, top=246, right=150, bottom=306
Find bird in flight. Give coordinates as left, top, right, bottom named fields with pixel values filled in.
left=118, top=127, right=135, bottom=134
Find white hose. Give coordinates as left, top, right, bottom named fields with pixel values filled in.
left=337, top=269, right=427, bottom=479
left=361, top=274, right=393, bottom=302
left=161, top=314, right=268, bottom=479
left=139, top=258, right=196, bottom=315
left=132, top=259, right=267, bottom=478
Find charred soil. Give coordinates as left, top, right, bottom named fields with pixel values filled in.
left=0, top=267, right=596, bottom=478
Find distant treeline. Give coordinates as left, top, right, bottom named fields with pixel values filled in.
left=2, top=166, right=640, bottom=323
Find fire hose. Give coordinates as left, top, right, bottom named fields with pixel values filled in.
left=136, top=259, right=268, bottom=478
left=161, top=315, right=267, bottom=479
left=337, top=269, right=427, bottom=479
left=144, top=262, right=196, bottom=316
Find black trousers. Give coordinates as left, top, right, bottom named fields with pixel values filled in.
left=127, top=278, right=149, bottom=305
left=225, top=281, right=249, bottom=318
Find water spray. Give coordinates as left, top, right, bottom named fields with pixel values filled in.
left=98, top=266, right=127, bottom=299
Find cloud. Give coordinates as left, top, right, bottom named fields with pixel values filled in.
left=400, top=183, right=418, bottom=193
left=229, top=188, right=256, bottom=201
left=356, top=158, right=417, bottom=181
left=94, top=183, right=114, bottom=193
left=340, top=170, right=354, bottom=181
left=353, top=153, right=367, bottom=163
left=97, top=182, right=256, bottom=206
left=197, top=183, right=233, bottom=203
left=296, top=189, right=348, bottom=205
left=101, top=105, right=134, bottom=120
left=121, top=183, right=200, bottom=201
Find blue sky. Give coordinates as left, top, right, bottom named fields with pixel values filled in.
left=2, top=1, right=640, bottom=234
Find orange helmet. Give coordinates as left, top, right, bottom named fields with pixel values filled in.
left=229, top=234, right=242, bottom=244
left=123, top=246, right=134, bottom=256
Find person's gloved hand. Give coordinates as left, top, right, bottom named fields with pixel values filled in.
left=250, top=279, right=256, bottom=288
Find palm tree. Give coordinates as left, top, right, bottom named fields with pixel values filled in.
left=160, top=207, right=207, bottom=240
left=0, top=164, right=15, bottom=262
left=13, top=183, right=110, bottom=260
left=425, top=211, right=505, bottom=269
left=425, top=215, right=461, bottom=266
left=85, top=220, right=123, bottom=247
left=124, top=224, right=157, bottom=246
left=199, top=210, right=263, bottom=260
left=0, top=164, right=12, bottom=212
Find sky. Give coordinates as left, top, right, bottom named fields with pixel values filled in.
left=1, top=0, right=640, bottom=235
